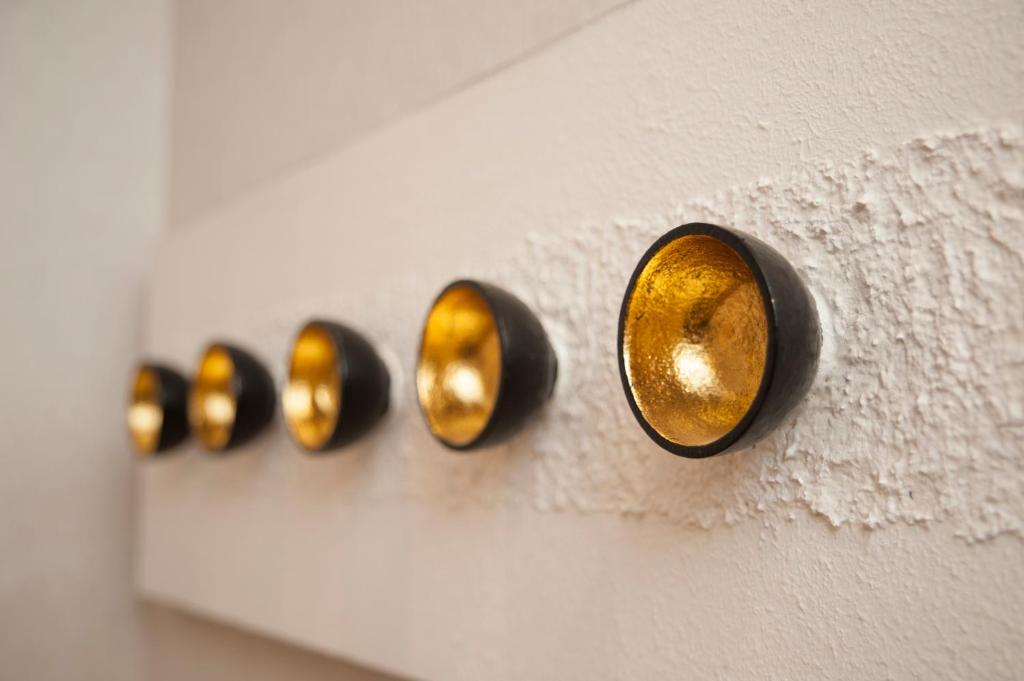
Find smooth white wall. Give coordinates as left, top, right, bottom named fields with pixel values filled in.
left=0, top=0, right=166, bottom=678
left=170, top=0, right=626, bottom=223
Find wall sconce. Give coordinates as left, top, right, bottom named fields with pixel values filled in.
left=282, top=320, right=390, bottom=452
left=618, top=223, right=820, bottom=458
left=416, top=280, right=557, bottom=450
left=188, top=343, right=276, bottom=452
left=127, top=364, right=189, bottom=456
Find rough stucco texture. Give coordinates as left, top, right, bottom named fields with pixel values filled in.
left=538, top=125, right=1024, bottom=537
left=160, top=126, right=1024, bottom=544
left=369, top=126, right=1023, bottom=542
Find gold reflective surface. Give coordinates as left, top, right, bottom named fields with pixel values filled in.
left=128, top=367, right=163, bottom=455
left=189, top=346, right=237, bottom=451
left=283, top=324, right=342, bottom=450
left=622, top=235, right=769, bottom=447
left=417, top=285, right=501, bottom=446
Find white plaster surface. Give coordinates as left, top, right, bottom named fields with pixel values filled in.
left=140, top=0, right=1024, bottom=677
left=141, top=126, right=1024, bottom=677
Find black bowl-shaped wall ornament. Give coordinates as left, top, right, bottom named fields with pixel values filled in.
left=282, top=320, right=390, bottom=452
left=618, top=223, right=820, bottom=458
left=127, top=363, right=189, bottom=456
left=188, top=342, right=276, bottom=452
left=416, top=280, right=557, bottom=451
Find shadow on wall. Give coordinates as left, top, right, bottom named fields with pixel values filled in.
left=141, top=603, right=407, bottom=681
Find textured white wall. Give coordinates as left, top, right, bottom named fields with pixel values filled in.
left=140, top=0, right=1023, bottom=679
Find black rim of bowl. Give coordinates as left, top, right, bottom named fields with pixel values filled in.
left=416, top=279, right=557, bottom=451
left=190, top=342, right=276, bottom=453
left=617, top=223, right=820, bottom=458
left=129, top=363, right=189, bottom=456
left=284, top=319, right=390, bottom=453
